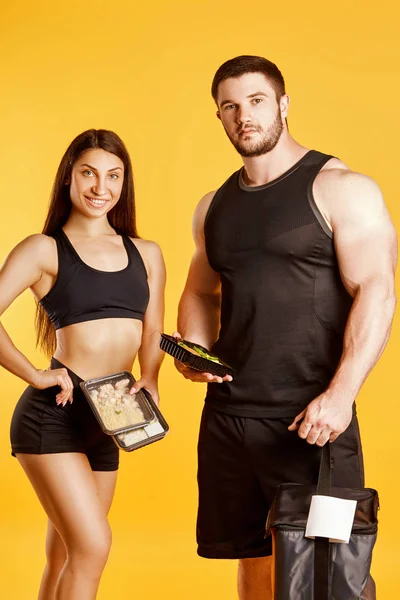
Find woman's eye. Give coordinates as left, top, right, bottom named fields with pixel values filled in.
left=109, top=173, right=119, bottom=180
left=252, top=98, right=262, bottom=104
left=83, top=169, right=94, bottom=176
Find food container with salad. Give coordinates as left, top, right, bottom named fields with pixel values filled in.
left=159, top=333, right=233, bottom=378
left=80, top=372, right=154, bottom=435
left=113, top=388, right=169, bottom=452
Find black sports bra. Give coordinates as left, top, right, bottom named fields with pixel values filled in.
left=40, top=229, right=150, bottom=330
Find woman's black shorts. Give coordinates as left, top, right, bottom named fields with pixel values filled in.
left=10, top=358, right=119, bottom=471
left=197, top=404, right=365, bottom=560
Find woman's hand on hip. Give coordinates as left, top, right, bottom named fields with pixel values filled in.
left=33, top=368, right=74, bottom=406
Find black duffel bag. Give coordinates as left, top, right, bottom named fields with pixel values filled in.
left=266, top=444, right=379, bottom=599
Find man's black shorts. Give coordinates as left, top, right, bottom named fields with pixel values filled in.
left=197, top=404, right=364, bottom=560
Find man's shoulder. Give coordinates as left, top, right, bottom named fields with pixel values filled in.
left=313, top=159, right=386, bottom=231
left=315, top=159, right=381, bottom=200
left=192, top=191, right=217, bottom=238
left=196, top=189, right=217, bottom=211
left=195, top=170, right=239, bottom=219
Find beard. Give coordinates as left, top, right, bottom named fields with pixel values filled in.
left=228, top=109, right=284, bottom=157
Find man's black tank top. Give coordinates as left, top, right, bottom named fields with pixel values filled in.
left=40, top=229, right=149, bottom=330
left=204, top=150, right=353, bottom=418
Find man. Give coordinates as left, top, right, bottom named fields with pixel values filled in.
left=175, top=55, right=397, bottom=599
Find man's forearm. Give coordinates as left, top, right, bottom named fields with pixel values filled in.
left=326, top=280, right=396, bottom=403
left=177, top=291, right=221, bottom=350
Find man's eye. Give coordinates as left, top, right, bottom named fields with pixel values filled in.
left=225, top=104, right=235, bottom=111
left=252, top=98, right=262, bottom=104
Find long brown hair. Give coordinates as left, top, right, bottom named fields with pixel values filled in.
left=36, top=129, right=139, bottom=356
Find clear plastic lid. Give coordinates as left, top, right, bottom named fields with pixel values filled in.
left=113, top=388, right=169, bottom=452
left=80, top=371, right=154, bottom=435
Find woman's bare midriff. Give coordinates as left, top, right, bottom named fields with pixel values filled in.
left=53, top=318, right=143, bottom=381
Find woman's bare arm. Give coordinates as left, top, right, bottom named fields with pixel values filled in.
left=0, top=235, right=74, bottom=403
left=132, top=240, right=166, bottom=404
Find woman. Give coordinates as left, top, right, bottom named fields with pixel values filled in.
left=2, top=129, right=166, bottom=599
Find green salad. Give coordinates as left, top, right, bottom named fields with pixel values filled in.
left=177, top=340, right=222, bottom=364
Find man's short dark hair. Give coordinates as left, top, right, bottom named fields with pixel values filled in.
left=211, top=55, right=286, bottom=104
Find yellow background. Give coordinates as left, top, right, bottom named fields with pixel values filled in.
left=0, top=0, right=398, bottom=597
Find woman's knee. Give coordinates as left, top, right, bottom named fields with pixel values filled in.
left=68, top=522, right=112, bottom=571
left=45, top=528, right=67, bottom=570
left=46, top=547, right=67, bottom=573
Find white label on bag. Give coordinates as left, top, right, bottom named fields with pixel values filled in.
left=144, top=421, right=165, bottom=437
left=305, top=495, right=357, bottom=543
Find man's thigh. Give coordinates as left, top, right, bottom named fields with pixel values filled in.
left=197, top=405, right=272, bottom=559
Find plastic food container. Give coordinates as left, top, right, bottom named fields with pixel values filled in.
left=80, top=372, right=154, bottom=435
left=159, top=333, right=234, bottom=378
left=113, top=389, right=169, bottom=452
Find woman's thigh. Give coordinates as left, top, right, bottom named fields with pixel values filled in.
left=92, top=470, right=118, bottom=515
left=43, top=467, right=118, bottom=568
left=16, top=453, right=116, bottom=553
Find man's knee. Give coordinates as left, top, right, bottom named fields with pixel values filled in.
left=238, top=556, right=273, bottom=600
left=361, top=575, right=376, bottom=600
left=239, top=556, right=273, bottom=576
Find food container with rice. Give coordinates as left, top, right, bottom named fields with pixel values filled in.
left=80, top=372, right=154, bottom=435
left=113, top=388, right=169, bottom=452
left=159, top=333, right=234, bottom=378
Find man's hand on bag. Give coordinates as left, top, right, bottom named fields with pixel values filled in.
left=288, top=393, right=353, bottom=446
left=172, top=332, right=233, bottom=384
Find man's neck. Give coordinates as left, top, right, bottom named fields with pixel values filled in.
left=241, top=135, right=309, bottom=187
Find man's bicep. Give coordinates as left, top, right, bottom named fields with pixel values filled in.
left=333, top=181, right=397, bottom=295
left=184, top=249, right=221, bottom=297
left=185, top=190, right=221, bottom=297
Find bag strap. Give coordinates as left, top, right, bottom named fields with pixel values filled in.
left=314, top=443, right=332, bottom=599
left=317, top=443, right=332, bottom=495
